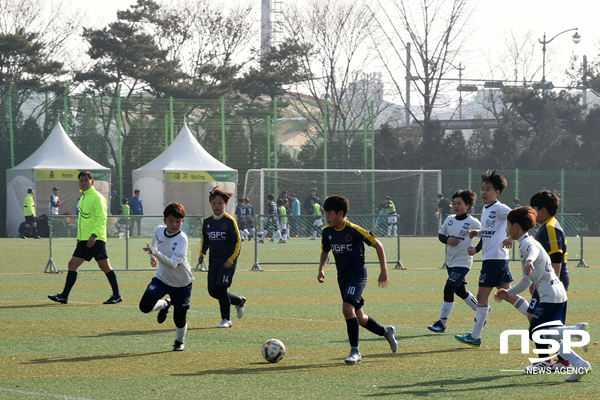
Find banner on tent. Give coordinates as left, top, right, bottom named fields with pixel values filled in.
left=165, top=171, right=237, bottom=182
left=35, top=169, right=110, bottom=181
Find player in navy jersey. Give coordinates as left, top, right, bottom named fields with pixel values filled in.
left=529, top=190, right=577, bottom=371
left=140, top=202, right=194, bottom=351
left=318, top=195, right=397, bottom=364
left=428, top=190, right=481, bottom=333
left=260, top=194, right=281, bottom=243
left=456, top=170, right=530, bottom=347
left=495, top=207, right=590, bottom=381
left=198, top=187, right=245, bottom=328
left=235, top=196, right=248, bottom=241
left=244, top=197, right=255, bottom=239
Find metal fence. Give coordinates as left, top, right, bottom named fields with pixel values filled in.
left=248, top=214, right=403, bottom=271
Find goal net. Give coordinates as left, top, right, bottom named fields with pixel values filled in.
left=244, top=169, right=442, bottom=236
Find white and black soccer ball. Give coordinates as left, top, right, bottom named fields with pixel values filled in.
left=262, top=339, right=286, bottom=363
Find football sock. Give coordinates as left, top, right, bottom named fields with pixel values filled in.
left=151, top=299, right=169, bottom=312
left=463, top=292, right=478, bottom=311
left=275, top=230, right=282, bottom=240
left=513, top=296, right=529, bottom=316
left=439, top=302, right=454, bottom=327
left=228, top=292, right=242, bottom=307
left=362, top=316, right=385, bottom=336
left=61, top=270, right=78, bottom=298
left=557, top=341, right=586, bottom=368
left=262, top=230, right=267, bottom=240
left=387, top=226, right=392, bottom=236
left=393, top=225, right=397, bottom=236
left=176, top=323, right=187, bottom=342
left=472, top=304, right=490, bottom=339
left=346, top=317, right=360, bottom=347
left=534, top=341, right=550, bottom=361
left=312, top=231, right=317, bottom=239
left=105, top=270, right=121, bottom=297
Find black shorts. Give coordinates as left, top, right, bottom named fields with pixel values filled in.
left=246, top=220, right=254, bottom=229
left=238, top=221, right=247, bottom=230
left=207, top=260, right=237, bottom=290
left=144, top=277, right=192, bottom=309
left=338, top=272, right=367, bottom=310
left=25, top=216, right=36, bottom=224
left=73, top=240, right=109, bottom=261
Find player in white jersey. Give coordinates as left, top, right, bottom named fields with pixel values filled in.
left=428, top=190, right=480, bottom=333
left=140, top=202, right=194, bottom=351
left=495, top=207, right=591, bottom=382
left=456, top=170, right=530, bottom=347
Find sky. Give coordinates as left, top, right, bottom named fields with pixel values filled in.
left=68, top=0, right=599, bottom=113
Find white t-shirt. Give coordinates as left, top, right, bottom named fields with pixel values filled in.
left=149, top=226, right=194, bottom=288
left=477, top=200, right=511, bottom=260
left=439, top=214, right=481, bottom=269
left=508, top=233, right=567, bottom=304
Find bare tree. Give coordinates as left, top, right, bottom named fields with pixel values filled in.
left=367, top=0, right=475, bottom=128
left=282, top=0, right=391, bottom=158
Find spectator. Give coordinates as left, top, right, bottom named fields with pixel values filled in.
left=512, top=198, right=521, bottom=209
left=436, top=193, right=452, bottom=222
left=130, top=189, right=144, bottom=237
left=50, top=187, right=61, bottom=215
left=289, top=193, right=301, bottom=238
left=303, top=188, right=318, bottom=215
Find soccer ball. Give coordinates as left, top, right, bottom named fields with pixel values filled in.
left=262, top=339, right=286, bottom=363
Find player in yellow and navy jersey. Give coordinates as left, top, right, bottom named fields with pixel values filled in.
left=318, top=195, right=397, bottom=365
left=198, top=187, right=245, bottom=329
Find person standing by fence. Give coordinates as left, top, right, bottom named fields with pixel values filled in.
left=130, top=189, right=144, bottom=237
left=50, top=187, right=61, bottom=215
left=21, top=188, right=41, bottom=239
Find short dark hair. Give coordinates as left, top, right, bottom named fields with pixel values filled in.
left=122, top=197, right=128, bottom=204
left=276, top=198, right=283, bottom=206
left=78, top=171, right=94, bottom=180
left=238, top=196, right=245, bottom=203
left=134, top=189, right=140, bottom=195
left=451, top=189, right=477, bottom=208
left=507, top=206, right=536, bottom=231
left=437, top=193, right=444, bottom=199
left=530, top=190, right=560, bottom=216
left=27, top=188, right=34, bottom=194
left=289, top=193, right=296, bottom=198
left=209, top=186, right=233, bottom=203
left=481, top=169, right=507, bottom=193
left=323, top=195, right=349, bottom=216
left=164, top=202, right=186, bottom=219
left=514, top=198, right=520, bottom=204
left=267, top=193, right=274, bottom=201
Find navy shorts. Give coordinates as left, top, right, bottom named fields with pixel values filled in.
left=527, top=275, right=569, bottom=314
left=531, top=301, right=567, bottom=327
left=25, top=216, right=37, bottom=224
left=446, top=267, right=469, bottom=287
left=238, top=221, right=247, bottom=230
left=338, top=272, right=367, bottom=310
left=478, top=259, right=513, bottom=287
left=72, top=240, right=109, bottom=261
left=207, top=260, right=237, bottom=290
left=144, top=277, right=192, bottom=309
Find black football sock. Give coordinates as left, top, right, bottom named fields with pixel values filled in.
left=228, top=292, right=241, bottom=307
left=363, top=316, right=385, bottom=336
left=105, top=270, right=120, bottom=297
left=346, top=317, right=360, bottom=348
left=534, top=341, right=550, bottom=361
left=61, top=270, right=78, bottom=298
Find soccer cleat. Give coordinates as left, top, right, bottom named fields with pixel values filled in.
left=550, top=359, right=570, bottom=372
left=525, top=360, right=553, bottom=374
left=427, top=320, right=446, bottom=333
left=20, top=235, right=27, bottom=239
left=103, top=295, right=123, bottom=304
left=384, top=325, right=398, bottom=353
left=236, top=297, right=246, bottom=319
left=309, top=237, right=316, bottom=240
left=454, top=333, right=481, bottom=347
left=48, top=294, right=68, bottom=304
left=345, top=348, right=362, bottom=365
left=157, top=299, right=171, bottom=324
left=173, top=340, right=185, bottom=351
left=575, top=323, right=589, bottom=352
left=259, top=239, right=264, bottom=244
left=565, top=361, right=592, bottom=382
left=217, top=319, right=232, bottom=328
left=34, top=236, right=42, bottom=239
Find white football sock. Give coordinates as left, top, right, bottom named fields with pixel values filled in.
left=151, top=299, right=169, bottom=312
left=393, top=225, right=397, bottom=236
left=275, top=230, right=282, bottom=240
left=557, top=340, right=586, bottom=368
left=463, top=292, right=478, bottom=311
left=439, top=301, right=454, bottom=327
left=313, top=231, right=317, bottom=238
left=176, top=323, right=188, bottom=342
left=513, top=296, right=529, bottom=316
left=387, top=226, right=392, bottom=236
left=262, top=230, right=267, bottom=240
left=472, top=304, right=490, bottom=339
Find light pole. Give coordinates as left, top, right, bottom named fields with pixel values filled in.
left=539, top=28, right=581, bottom=83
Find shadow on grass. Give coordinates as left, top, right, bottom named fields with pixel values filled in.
left=363, top=374, right=562, bottom=397
left=78, top=325, right=217, bottom=338
left=330, top=333, right=450, bottom=344
left=23, top=351, right=166, bottom=364
left=174, top=361, right=344, bottom=376
left=0, top=304, right=59, bottom=310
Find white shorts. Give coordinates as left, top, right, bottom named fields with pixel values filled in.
left=388, top=215, right=397, bottom=224
left=314, top=218, right=323, bottom=227
left=277, top=221, right=287, bottom=230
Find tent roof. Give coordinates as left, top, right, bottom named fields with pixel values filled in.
left=135, top=124, right=235, bottom=172
left=8, top=122, right=109, bottom=171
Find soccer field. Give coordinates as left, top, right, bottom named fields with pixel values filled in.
left=1, top=237, right=599, bottom=400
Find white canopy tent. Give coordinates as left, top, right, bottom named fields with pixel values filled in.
left=132, top=124, right=237, bottom=219
left=5, top=122, right=111, bottom=237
